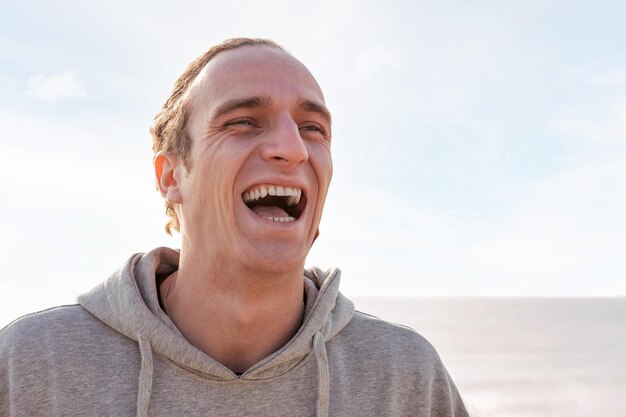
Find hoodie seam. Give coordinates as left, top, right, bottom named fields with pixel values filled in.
left=160, top=349, right=316, bottom=384
left=354, top=309, right=418, bottom=333
left=0, top=304, right=80, bottom=333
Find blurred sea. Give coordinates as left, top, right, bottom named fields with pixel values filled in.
left=354, top=297, right=626, bottom=417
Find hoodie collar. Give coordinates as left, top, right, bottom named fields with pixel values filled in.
left=77, top=247, right=355, bottom=381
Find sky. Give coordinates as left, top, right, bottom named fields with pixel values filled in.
left=1, top=0, right=625, bottom=325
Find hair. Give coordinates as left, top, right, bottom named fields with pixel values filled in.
left=150, top=38, right=285, bottom=235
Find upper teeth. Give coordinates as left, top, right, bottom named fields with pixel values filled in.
left=243, top=185, right=302, bottom=206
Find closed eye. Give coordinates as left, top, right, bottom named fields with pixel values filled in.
left=300, top=123, right=327, bottom=136
left=226, top=118, right=257, bottom=127
left=300, top=123, right=331, bottom=145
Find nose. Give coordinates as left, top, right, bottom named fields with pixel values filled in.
left=261, top=117, right=309, bottom=167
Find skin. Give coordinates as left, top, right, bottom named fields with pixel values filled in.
left=154, top=45, right=333, bottom=373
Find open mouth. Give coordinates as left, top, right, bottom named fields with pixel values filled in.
left=242, top=184, right=306, bottom=223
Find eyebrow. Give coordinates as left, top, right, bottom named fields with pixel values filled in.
left=298, top=99, right=332, bottom=125
left=211, top=96, right=332, bottom=125
left=211, top=96, right=272, bottom=120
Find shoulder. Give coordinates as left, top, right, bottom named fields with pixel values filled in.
left=3, top=304, right=90, bottom=328
left=1, top=304, right=128, bottom=358
left=328, top=310, right=469, bottom=414
left=1, top=306, right=90, bottom=383
left=336, top=309, right=442, bottom=363
left=1, top=306, right=142, bottom=415
left=328, top=309, right=450, bottom=385
left=2, top=304, right=85, bottom=338
left=1, top=304, right=138, bottom=389
left=2, top=304, right=95, bottom=340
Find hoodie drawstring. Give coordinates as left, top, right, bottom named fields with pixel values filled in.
left=313, top=331, right=330, bottom=417
left=137, top=336, right=154, bottom=417
left=135, top=333, right=329, bottom=417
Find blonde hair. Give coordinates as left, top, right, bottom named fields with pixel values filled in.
left=150, top=38, right=284, bottom=235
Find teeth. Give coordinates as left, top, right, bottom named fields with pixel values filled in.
left=288, top=189, right=302, bottom=206
left=263, top=216, right=296, bottom=222
left=243, top=184, right=302, bottom=206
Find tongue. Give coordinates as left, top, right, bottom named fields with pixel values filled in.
left=251, top=205, right=290, bottom=218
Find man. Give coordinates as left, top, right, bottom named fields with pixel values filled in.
left=0, top=38, right=468, bottom=416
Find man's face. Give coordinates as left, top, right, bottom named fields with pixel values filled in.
left=171, top=46, right=332, bottom=274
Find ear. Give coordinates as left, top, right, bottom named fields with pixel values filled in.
left=154, top=151, right=183, bottom=204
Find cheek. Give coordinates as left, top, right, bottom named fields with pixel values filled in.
left=200, top=146, right=256, bottom=206
left=310, top=146, right=333, bottom=190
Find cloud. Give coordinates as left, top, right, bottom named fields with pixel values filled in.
left=452, top=104, right=626, bottom=294
left=551, top=101, right=626, bottom=145
left=0, top=109, right=177, bottom=327
left=355, top=45, right=405, bottom=80
left=309, top=104, right=626, bottom=296
left=26, top=70, right=86, bottom=103
left=586, top=67, right=626, bottom=86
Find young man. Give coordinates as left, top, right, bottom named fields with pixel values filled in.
left=0, top=38, right=468, bottom=417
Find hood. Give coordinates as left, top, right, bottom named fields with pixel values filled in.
left=77, top=247, right=354, bottom=416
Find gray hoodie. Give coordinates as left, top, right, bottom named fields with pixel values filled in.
left=0, top=247, right=468, bottom=416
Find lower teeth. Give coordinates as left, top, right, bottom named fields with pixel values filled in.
left=264, top=216, right=295, bottom=222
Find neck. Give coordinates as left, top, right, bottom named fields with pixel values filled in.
left=160, top=251, right=305, bottom=374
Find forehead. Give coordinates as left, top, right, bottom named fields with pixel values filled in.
left=187, top=46, right=326, bottom=116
